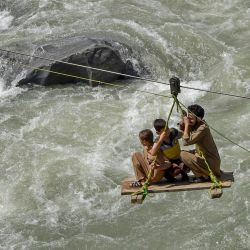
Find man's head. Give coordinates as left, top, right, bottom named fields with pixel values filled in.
left=187, top=104, right=205, bottom=126
left=153, top=119, right=171, bottom=138
left=139, top=129, right=154, bottom=147
left=153, top=119, right=166, bottom=134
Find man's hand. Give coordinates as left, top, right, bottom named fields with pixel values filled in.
left=159, top=130, right=170, bottom=141
left=150, top=129, right=170, bottom=157
left=183, top=116, right=190, bottom=127
left=178, top=119, right=185, bottom=131
left=182, top=116, right=191, bottom=140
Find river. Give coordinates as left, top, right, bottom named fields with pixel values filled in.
left=0, top=1, right=249, bottom=249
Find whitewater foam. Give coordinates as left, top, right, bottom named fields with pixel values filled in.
left=0, top=77, right=25, bottom=102
left=0, top=1, right=249, bottom=249
left=0, top=10, right=14, bottom=31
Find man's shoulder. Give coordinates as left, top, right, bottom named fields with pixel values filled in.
left=196, top=122, right=210, bottom=134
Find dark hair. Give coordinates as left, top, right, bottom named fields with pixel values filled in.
left=139, top=129, right=153, bottom=143
left=188, top=104, right=205, bottom=119
left=153, top=119, right=166, bottom=133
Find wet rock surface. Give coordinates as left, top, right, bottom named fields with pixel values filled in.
left=17, top=37, right=140, bottom=86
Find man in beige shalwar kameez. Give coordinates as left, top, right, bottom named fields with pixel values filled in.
left=180, top=104, right=221, bottom=182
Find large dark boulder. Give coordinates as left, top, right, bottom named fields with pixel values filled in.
left=17, top=37, right=140, bottom=86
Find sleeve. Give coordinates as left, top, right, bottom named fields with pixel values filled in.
left=182, top=124, right=207, bottom=146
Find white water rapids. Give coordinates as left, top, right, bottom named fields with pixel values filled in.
left=0, top=1, right=249, bottom=249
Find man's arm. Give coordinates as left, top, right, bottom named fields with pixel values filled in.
left=182, top=121, right=207, bottom=146
left=150, top=130, right=169, bottom=156
left=182, top=116, right=190, bottom=142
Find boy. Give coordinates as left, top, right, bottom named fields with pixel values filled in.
left=131, top=129, right=172, bottom=187
left=180, top=104, right=221, bottom=182
left=151, top=119, right=189, bottom=182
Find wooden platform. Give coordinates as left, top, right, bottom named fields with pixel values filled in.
left=121, top=171, right=234, bottom=195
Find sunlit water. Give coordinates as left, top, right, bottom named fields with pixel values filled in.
left=0, top=1, right=250, bottom=249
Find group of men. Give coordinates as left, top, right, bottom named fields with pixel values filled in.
left=131, top=104, right=221, bottom=187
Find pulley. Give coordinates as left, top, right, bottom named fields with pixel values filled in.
left=169, top=77, right=181, bottom=96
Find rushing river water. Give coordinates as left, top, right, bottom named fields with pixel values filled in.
left=0, top=1, right=250, bottom=249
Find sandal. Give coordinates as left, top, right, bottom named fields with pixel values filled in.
left=130, top=180, right=143, bottom=187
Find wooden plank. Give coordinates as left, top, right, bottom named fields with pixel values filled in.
left=121, top=171, right=234, bottom=195
left=131, top=194, right=145, bottom=204
left=210, top=188, right=223, bottom=199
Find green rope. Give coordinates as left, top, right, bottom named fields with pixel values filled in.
left=172, top=95, right=185, bottom=115
left=131, top=169, right=153, bottom=199
left=165, top=96, right=176, bottom=129
left=199, top=149, right=223, bottom=198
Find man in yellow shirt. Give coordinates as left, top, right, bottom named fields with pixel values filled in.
left=151, top=119, right=189, bottom=182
